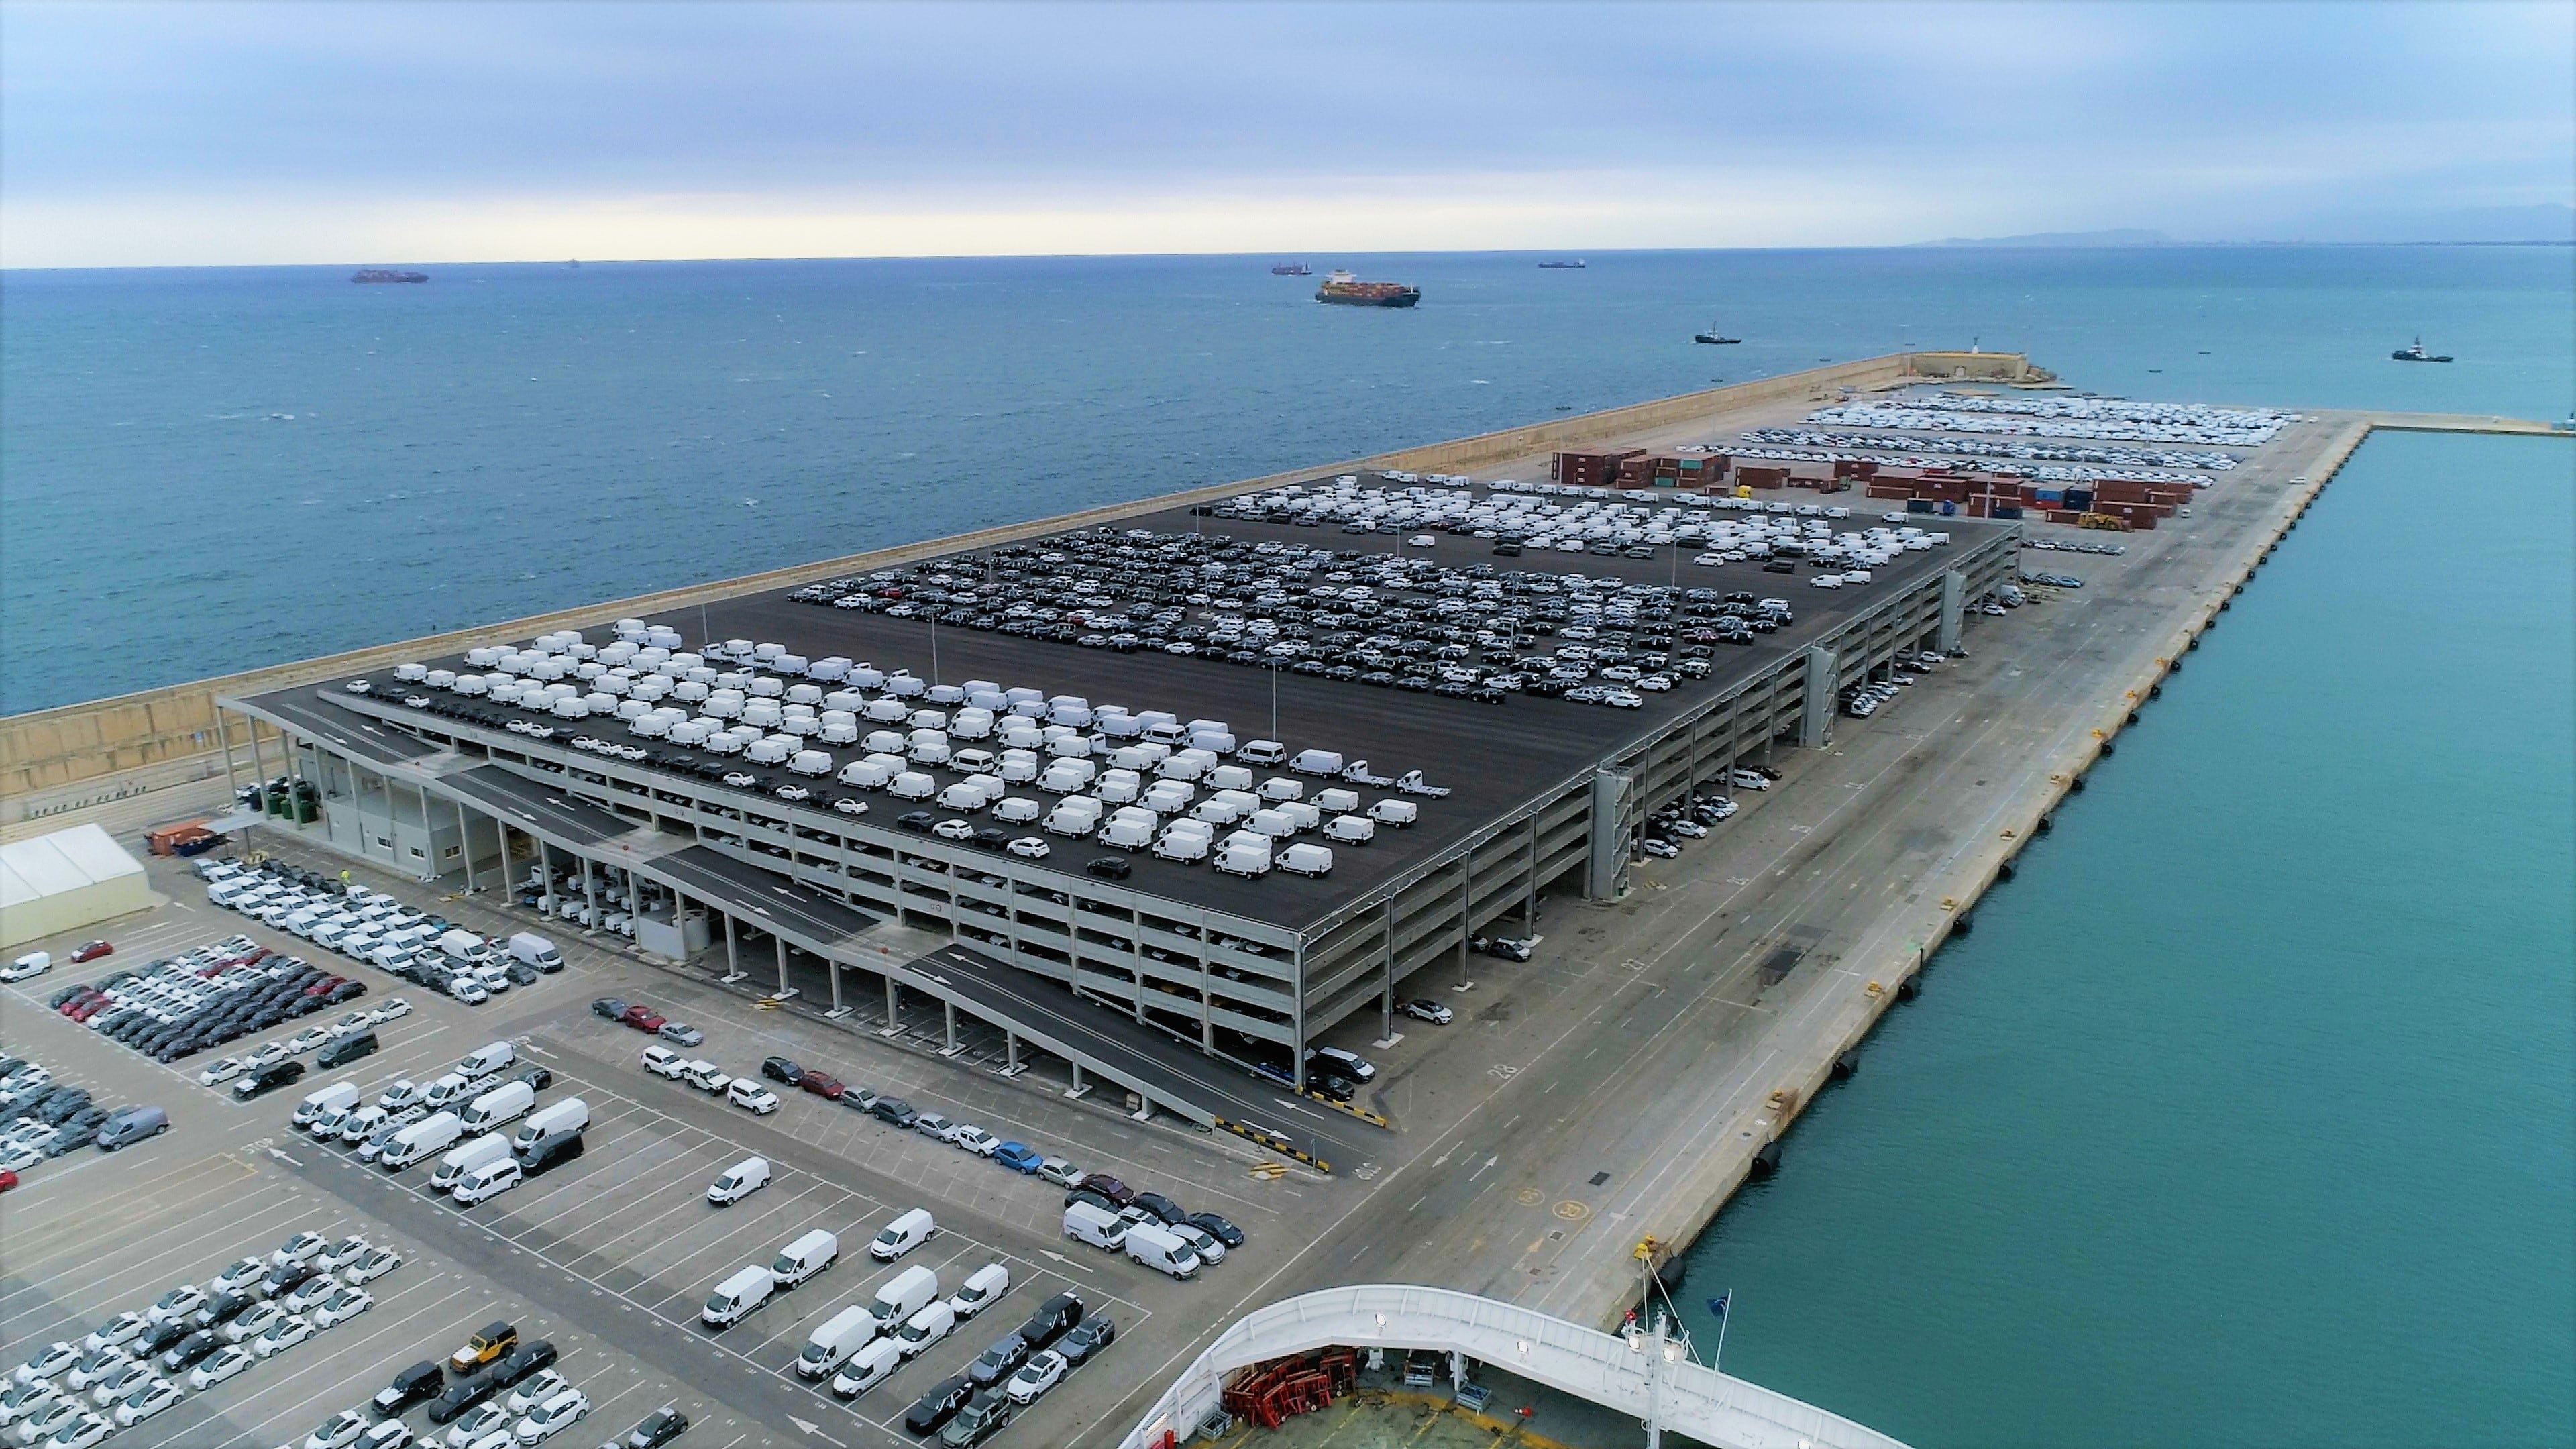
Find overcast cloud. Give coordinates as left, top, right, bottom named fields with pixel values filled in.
left=3, top=0, right=2569, bottom=266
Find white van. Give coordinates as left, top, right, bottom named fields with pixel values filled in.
left=439, top=929, right=494, bottom=965
left=772, top=1229, right=839, bottom=1288
left=1124, top=1222, right=1203, bottom=1279
left=828, top=1338, right=904, bottom=1399
left=455, top=1041, right=516, bottom=1079
left=867, top=1265, right=941, bottom=1326
left=460, top=1081, right=536, bottom=1132
left=948, top=1263, right=1010, bottom=1320
left=708, top=1156, right=771, bottom=1205
left=420, top=1072, right=474, bottom=1110
left=449, top=1155, right=523, bottom=1205
left=1063, top=1201, right=1128, bottom=1250
left=378, top=1111, right=464, bottom=1169
left=506, top=934, right=562, bottom=972
left=797, top=1305, right=877, bottom=1377
left=702, top=1265, right=774, bottom=1328
left=292, top=1081, right=362, bottom=1130
left=869, top=1208, right=934, bottom=1260
left=431, top=1132, right=514, bottom=1191
left=513, top=1098, right=588, bottom=1151
left=892, top=1300, right=955, bottom=1359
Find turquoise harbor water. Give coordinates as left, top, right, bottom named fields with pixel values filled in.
left=1676, top=430, right=2575, bottom=1447
left=4, top=246, right=2572, bottom=1446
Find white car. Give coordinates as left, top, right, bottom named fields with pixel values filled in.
left=11, top=1340, right=76, bottom=1382
left=369, top=998, right=413, bottom=1024
left=7, top=1401, right=83, bottom=1447
left=187, top=1346, right=253, bottom=1390
left=315, top=1235, right=372, bottom=1271
left=78, top=1316, right=146, bottom=1354
left=206, top=1256, right=267, bottom=1297
left=1169, top=1223, right=1227, bottom=1264
left=251, top=1316, right=315, bottom=1358
left=196, top=1057, right=246, bottom=1086
left=930, top=819, right=974, bottom=842
left=81, top=1364, right=153, bottom=1409
left=35, top=1411, right=107, bottom=1448
left=450, top=979, right=490, bottom=1005
left=512, top=1387, right=590, bottom=1442
left=304, top=1408, right=370, bottom=1448
left=0, top=1385, right=61, bottom=1430
left=60, top=1354, right=131, bottom=1395
left=342, top=1246, right=404, bottom=1286
left=1003, top=1350, right=1066, bottom=1405
left=503, top=1371, right=568, bottom=1416
left=110, top=1377, right=182, bottom=1427
left=725, top=1081, right=778, bottom=1115
left=1005, top=837, right=1049, bottom=859
left=311, top=1288, right=372, bottom=1329
left=282, top=1275, right=339, bottom=1316
left=442, top=1404, right=510, bottom=1447
left=272, top=1231, right=327, bottom=1268
left=951, top=1126, right=999, bottom=1157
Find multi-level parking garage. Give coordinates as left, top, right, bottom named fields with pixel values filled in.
left=218, top=472, right=2018, bottom=1157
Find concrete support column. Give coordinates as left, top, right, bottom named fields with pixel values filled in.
left=1069, top=1060, right=1088, bottom=1098
left=581, top=859, right=599, bottom=932
left=1004, top=1032, right=1022, bottom=1076
left=1377, top=899, right=1397, bottom=1045
left=943, top=1000, right=959, bottom=1055
left=1937, top=568, right=1966, bottom=653
left=1454, top=858, right=1474, bottom=992
left=217, top=710, right=241, bottom=796
left=538, top=842, right=557, bottom=918
left=774, top=934, right=790, bottom=997
left=415, top=784, right=437, bottom=877
left=247, top=724, right=269, bottom=804
left=1525, top=816, right=1541, bottom=930
left=826, top=957, right=845, bottom=1017
left=455, top=801, right=477, bottom=892
left=884, top=977, right=900, bottom=1032
left=1800, top=645, right=1838, bottom=749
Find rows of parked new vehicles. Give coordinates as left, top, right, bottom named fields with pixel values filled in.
left=197, top=857, right=565, bottom=1008
left=1842, top=651, right=1948, bottom=720
left=0, top=1055, right=166, bottom=1178
left=690, top=1193, right=1112, bottom=1444
left=284, top=1040, right=594, bottom=1203
left=44, top=928, right=366, bottom=1071
left=0, top=1225, right=413, bottom=1448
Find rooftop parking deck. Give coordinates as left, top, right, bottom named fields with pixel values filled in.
left=248, top=476, right=2005, bottom=935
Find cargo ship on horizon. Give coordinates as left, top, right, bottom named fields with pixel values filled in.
left=351, top=269, right=427, bottom=284
left=1270, top=262, right=1312, bottom=276
left=1315, top=270, right=1419, bottom=308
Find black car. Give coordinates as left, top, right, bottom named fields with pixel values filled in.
left=1185, top=1212, right=1244, bottom=1248
left=426, top=1373, right=499, bottom=1424
left=490, top=1339, right=557, bottom=1388
left=372, top=1360, right=444, bottom=1416
left=261, top=1262, right=318, bottom=1299
left=1307, top=1074, right=1356, bottom=1103
left=191, top=1290, right=256, bottom=1331
left=896, top=812, right=936, bottom=834
left=870, top=1097, right=918, bottom=1129
left=235, top=1059, right=305, bottom=1099
left=1130, top=1192, right=1187, bottom=1227
left=519, top=1067, right=553, bottom=1090
left=591, top=998, right=629, bottom=1020
left=964, top=1332, right=1028, bottom=1386
left=1055, top=1314, right=1117, bottom=1366
left=902, top=1374, right=977, bottom=1436
left=155, top=1329, right=218, bottom=1373
left=1083, top=856, right=1131, bottom=881
left=938, top=1390, right=1013, bottom=1447
left=619, top=1407, right=690, bottom=1448
left=1014, top=1291, right=1084, bottom=1352
left=760, top=1056, right=805, bottom=1085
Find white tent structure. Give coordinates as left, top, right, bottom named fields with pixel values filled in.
left=0, top=824, right=152, bottom=951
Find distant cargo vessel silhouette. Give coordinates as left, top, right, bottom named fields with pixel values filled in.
left=351, top=269, right=427, bottom=284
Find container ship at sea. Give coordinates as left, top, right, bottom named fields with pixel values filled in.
left=1314, top=270, right=1420, bottom=307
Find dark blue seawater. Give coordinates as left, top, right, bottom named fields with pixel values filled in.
left=3, top=247, right=2569, bottom=712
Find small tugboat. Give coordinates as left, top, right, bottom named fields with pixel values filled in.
left=2390, top=336, right=2453, bottom=363
left=1269, top=262, right=1312, bottom=276
left=1693, top=322, right=1741, bottom=345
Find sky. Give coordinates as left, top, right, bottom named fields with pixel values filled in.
left=3, top=1, right=2570, bottom=267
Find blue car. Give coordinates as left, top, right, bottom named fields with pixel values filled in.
left=994, top=1142, right=1043, bottom=1174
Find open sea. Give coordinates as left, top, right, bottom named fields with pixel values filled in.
left=5, top=246, right=2571, bottom=1445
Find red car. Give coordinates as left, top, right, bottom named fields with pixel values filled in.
left=0, top=1169, right=17, bottom=1194
left=798, top=1072, right=845, bottom=1101
left=1077, top=1173, right=1136, bottom=1207
left=620, top=1004, right=667, bottom=1033
left=304, top=975, right=346, bottom=997
left=68, top=941, right=113, bottom=963
left=67, top=995, right=108, bottom=1022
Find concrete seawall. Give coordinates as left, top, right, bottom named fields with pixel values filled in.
left=1, top=349, right=2035, bottom=813
left=1569, top=413, right=2396, bottom=1329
